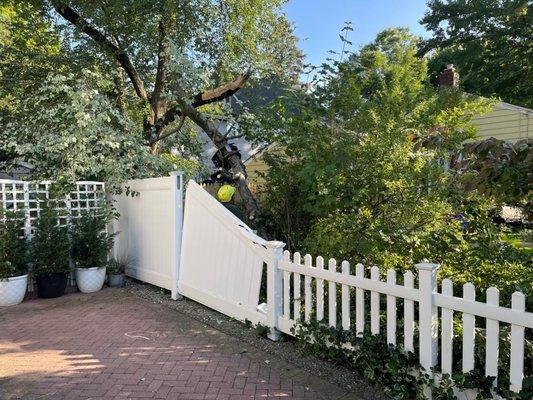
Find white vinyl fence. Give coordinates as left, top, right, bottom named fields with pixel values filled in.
left=1, top=174, right=183, bottom=297
left=112, top=173, right=183, bottom=299
left=178, top=182, right=531, bottom=395
left=272, top=251, right=532, bottom=394
left=179, top=180, right=277, bottom=325
left=0, top=179, right=106, bottom=290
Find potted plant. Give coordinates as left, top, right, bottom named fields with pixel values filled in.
left=0, top=211, right=29, bottom=306
left=71, top=212, right=115, bottom=293
left=31, top=204, right=71, bottom=298
left=107, top=256, right=129, bottom=288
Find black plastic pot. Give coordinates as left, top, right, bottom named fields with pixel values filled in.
left=36, top=273, right=68, bottom=298
left=108, top=273, right=125, bottom=288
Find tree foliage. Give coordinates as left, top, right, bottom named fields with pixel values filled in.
left=451, top=138, right=532, bottom=219
left=1, top=71, right=172, bottom=189
left=256, top=28, right=531, bottom=302
left=420, top=0, right=532, bottom=108
left=0, top=0, right=64, bottom=111
left=1, top=0, right=302, bottom=218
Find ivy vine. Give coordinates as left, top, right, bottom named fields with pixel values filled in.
left=292, top=320, right=532, bottom=399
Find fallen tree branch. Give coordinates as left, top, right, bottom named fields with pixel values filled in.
left=172, top=83, right=260, bottom=220
left=154, top=71, right=251, bottom=132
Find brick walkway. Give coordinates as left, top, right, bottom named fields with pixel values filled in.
left=0, top=289, right=359, bottom=399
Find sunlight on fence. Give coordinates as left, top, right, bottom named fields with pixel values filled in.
left=273, top=251, right=532, bottom=394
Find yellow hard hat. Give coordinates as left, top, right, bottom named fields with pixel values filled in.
left=217, top=185, right=235, bottom=202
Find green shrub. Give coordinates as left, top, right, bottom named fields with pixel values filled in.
left=254, top=27, right=531, bottom=308
left=31, top=203, right=70, bottom=276
left=70, top=212, right=115, bottom=269
left=0, top=211, right=29, bottom=279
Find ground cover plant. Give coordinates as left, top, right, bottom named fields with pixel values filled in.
left=294, top=319, right=532, bottom=400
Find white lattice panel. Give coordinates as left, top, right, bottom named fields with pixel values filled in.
left=0, top=179, right=106, bottom=290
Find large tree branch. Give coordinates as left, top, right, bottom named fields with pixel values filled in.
left=172, top=82, right=260, bottom=220
left=150, top=115, right=187, bottom=145
left=154, top=71, right=251, bottom=132
left=51, top=1, right=149, bottom=102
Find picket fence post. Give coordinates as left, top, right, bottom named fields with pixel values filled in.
left=415, top=262, right=440, bottom=372
left=266, top=240, right=285, bottom=341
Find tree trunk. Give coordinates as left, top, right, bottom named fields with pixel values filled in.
left=50, top=2, right=260, bottom=219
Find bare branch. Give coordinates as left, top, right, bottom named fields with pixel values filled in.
left=193, top=72, right=250, bottom=105
left=155, top=71, right=251, bottom=132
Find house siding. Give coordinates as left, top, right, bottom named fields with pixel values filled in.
left=469, top=104, right=532, bottom=143
left=245, top=155, right=269, bottom=187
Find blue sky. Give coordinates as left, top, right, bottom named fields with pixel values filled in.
left=284, top=0, right=430, bottom=67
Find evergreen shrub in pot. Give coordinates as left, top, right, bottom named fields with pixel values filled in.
left=0, top=211, right=29, bottom=306
left=31, top=205, right=70, bottom=298
left=71, top=212, right=115, bottom=293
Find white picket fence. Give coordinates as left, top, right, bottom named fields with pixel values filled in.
left=267, top=251, right=532, bottom=394
left=0, top=179, right=106, bottom=290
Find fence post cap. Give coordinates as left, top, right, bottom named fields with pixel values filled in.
left=266, top=240, right=285, bottom=249
left=170, top=171, right=184, bottom=176
left=415, top=262, right=440, bottom=271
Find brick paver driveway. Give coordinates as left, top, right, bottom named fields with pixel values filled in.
left=0, top=289, right=357, bottom=400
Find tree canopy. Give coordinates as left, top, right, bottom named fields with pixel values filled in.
left=420, top=0, right=532, bottom=108
left=255, top=28, right=531, bottom=300
left=0, top=0, right=302, bottom=218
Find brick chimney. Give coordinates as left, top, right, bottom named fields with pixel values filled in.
left=439, top=64, right=459, bottom=87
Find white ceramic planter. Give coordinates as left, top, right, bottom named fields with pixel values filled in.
left=75, top=267, right=106, bottom=293
left=0, top=274, right=28, bottom=307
